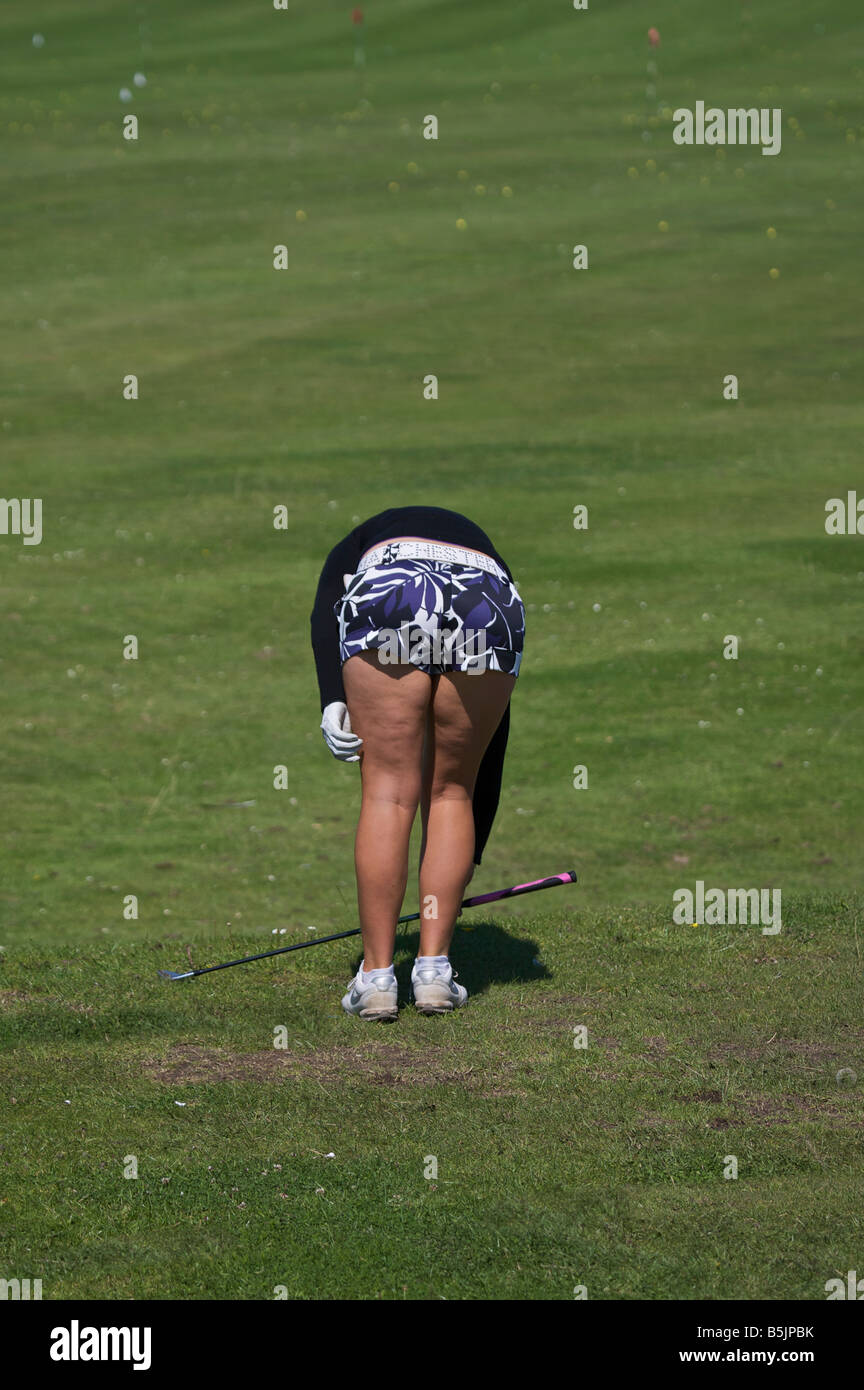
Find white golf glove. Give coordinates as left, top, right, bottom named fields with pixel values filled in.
left=320, top=701, right=362, bottom=761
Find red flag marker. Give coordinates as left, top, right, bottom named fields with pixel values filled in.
left=352, top=7, right=366, bottom=66
left=648, top=26, right=660, bottom=47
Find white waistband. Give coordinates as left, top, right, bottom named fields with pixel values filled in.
left=357, top=539, right=508, bottom=581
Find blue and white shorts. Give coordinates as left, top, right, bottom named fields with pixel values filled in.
left=336, top=558, right=525, bottom=677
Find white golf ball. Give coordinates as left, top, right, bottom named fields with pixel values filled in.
left=133, top=72, right=147, bottom=87
left=32, top=33, right=45, bottom=48
left=119, top=87, right=133, bottom=102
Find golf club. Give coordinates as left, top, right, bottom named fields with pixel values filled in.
left=158, top=870, right=577, bottom=981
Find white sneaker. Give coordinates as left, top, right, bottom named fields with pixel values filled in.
left=411, top=959, right=468, bottom=1015
left=341, top=968, right=398, bottom=1021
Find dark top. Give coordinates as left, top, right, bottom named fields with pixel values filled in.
left=310, top=506, right=515, bottom=864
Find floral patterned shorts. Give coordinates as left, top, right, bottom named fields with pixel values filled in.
left=336, top=558, right=525, bottom=677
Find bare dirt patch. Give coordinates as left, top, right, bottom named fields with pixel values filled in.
left=742, top=1094, right=851, bottom=1126
left=143, top=1042, right=524, bottom=1095
left=708, top=1038, right=845, bottom=1064
left=507, top=993, right=603, bottom=1028
left=0, top=990, right=94, bottom=1014
left=705, top=1093, right=856, bottom=1129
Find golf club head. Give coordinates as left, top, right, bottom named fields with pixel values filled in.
left=158, top=969, right=194, bottom=981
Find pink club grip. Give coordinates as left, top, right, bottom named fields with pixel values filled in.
left=463, top=871, right=577, bottom=908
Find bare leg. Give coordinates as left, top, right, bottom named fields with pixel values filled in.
left=418, top=671, right=515, bottom=958
left=342, top=651, right=430, bottom=970
left=419, top=697, right=475, bottom=909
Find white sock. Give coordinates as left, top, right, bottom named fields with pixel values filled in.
left=415, top=955, right=449, bottom=971
left=360, top=962, right=395, bottom=985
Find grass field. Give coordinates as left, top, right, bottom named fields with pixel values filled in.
left=1, top=0, right=863, bottom=1300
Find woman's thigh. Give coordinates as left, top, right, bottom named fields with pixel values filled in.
left=428, top=671, right=515, bottom=795
left=343, top=651, right=431, bottom=799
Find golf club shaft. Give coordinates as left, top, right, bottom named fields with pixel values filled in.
left=160, top=871, right=577, bottom=980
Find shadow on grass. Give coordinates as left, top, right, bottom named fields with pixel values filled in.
left=351, top=919, right=551, bottom=1002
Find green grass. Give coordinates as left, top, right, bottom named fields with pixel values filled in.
left=2, top=899, right=863, bottom=1300
left=1, top=0, right=863, bottom=1299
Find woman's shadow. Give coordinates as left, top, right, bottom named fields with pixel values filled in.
left=353, top=919, right=551, bottom=1001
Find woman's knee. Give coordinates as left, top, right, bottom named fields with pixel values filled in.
left=427, top=778, right=475, bottom=811
left=361, top=771, right=422, bottom=812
